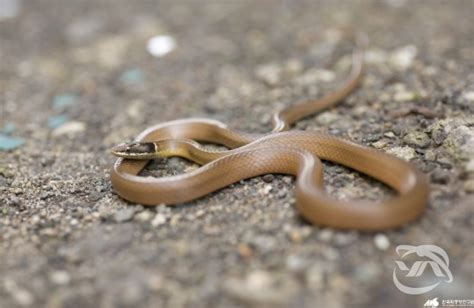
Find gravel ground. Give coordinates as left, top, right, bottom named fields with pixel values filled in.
left=1, top=1, right=473, bottom=307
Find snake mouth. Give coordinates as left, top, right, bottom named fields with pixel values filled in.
left=110, top=142, right=157, bottom=159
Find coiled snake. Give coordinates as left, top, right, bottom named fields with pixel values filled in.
left=110, top=33, right=428, bottom=231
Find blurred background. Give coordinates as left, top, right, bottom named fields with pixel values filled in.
left=1, top=0, right=473, bottom=307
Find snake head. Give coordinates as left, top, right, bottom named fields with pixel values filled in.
left=110, top=141, right=158, bottom=159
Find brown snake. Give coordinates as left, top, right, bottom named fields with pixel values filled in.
left=110, top=33, right=429, bottom=231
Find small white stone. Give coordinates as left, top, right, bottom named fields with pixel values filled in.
left=135, top=211, right=153, bottom=222
left=49, top=271, right=71, bottom=285
left=30, top=215, right=40, bottom=225
left=263, top=185, right=272, bottom=194
left=465, top=159, right=474, bottom=173
left=364, top=49, right=388, bottom=64
left=246, top=270, right=272, bottom=289
left=462, top=91, right=474, bottom=102
left=390, top=45, right=417, bottom=69
left=96, top=35, right=130, bottom=68
left=4, top=279, right=34, bottom=306
left=374, top=234, right=390, bottom=251
left=312, top=69, right=335, bottom=82
left=147, top=275, right=164, bottom=291
left=318, top=229, right=333, bottom=242
left=386, top=146, right=416, bottom=161
left=147, top=35, right=176, bottom=57
left=151, top=213, right=166, bottom=227
left=372, top=139, right=388, bottom=149
left=296, top=68, right=335, bottom=85
left=393, top=91, right=416, bottom=102
left=52, top=121, right=86, bottom=137
left=285, top=59, right=303, bottom=75
left=14, top=289, right=33, bottom=306
left=126, top=100, right=144, bottom=119
left=316, top=112, right=340, bottom=125
left=256, top=64, right=281, bottom=86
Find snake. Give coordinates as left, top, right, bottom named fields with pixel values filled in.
left=110, top=33, right=429, bottom=231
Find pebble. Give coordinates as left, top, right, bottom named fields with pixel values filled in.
left=262, top=174, right=274, bottom=183
left=431, top=122, right=448, bottom=145
left=284, top=59, right=303, bottom=75
left=151, top=213, right=167, bottom=227
left=9, top=195, right=20, bottom=206
left=52, top=94, right=77, bottom=109
left=134, top=211, right=153, bottom=222
left=424, top=149, right=437, bottom=161
left=261, top=185, right=273, bottom=195
left=0, top=176, right=7, bottom=187
left=306, top=264, right=324, bottom=288
left=286, top=255, right=307, bottom=272
left=316, top=112, right=340, bottom=126
left=465, top=159, right=474, bottom=173
left=299, top=68, right=335, bottom=83
left=464, top=179, right=474, bottom=193
left=247, top=270, right=272, bottom=287
left=237, top=243, right=253, bottom=259
left=256, top=64, right=281, bottom=86
left=393, top=90, right=416, bottom=102
left=223, top=270, right=292, bottom=304
left=3, top=279, right=34, bottom=306
left=88, top=191, right=103, bottom=202
left=364, top=48, right=388, bottom=64
left=334, top=232, right=356, bottom=246
left=374, top=234, right=390, bottom=251
left=96, top=35, right=130, bottom=68
left=386, top=146, right=416, bottom=161
left=403, top=129, right=431, bottom=148
left=464, top=180, right=474, bottom=193
left=390, top=45, right=417, bottom=69
left=250, top=235, right=276, bottom=253
left=113, top=208, right=135, bottom=223
left=430, top=169, right=450, bottom=184
left=371, top=139, right=388, bottom=149
left=48, top=114, right=71, bottom=129
left=318, top=229, right=333, bottom=242
left=277, top=190, right=287, bottom=199
left=443, top=125, right=474, bottom=162
left=49, top=271, right=71, bottom=285
left=462, top=91, right=474, bottom=102
left=0, top=134, right=24, bottom=151
left=52, top=121, right=86, bottom=137
left=147, top=35, right=176, bottom=57
left=147, top=275, right=164, bottom=291
left=354, top=263, right=379, bottom=282
left=287, top=227, right=311, bottom=243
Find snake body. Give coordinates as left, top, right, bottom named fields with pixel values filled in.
left=110, top=34, right=429, bottom=231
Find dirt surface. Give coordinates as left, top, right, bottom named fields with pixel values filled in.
left=1, top=1, right=473, bottom=307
